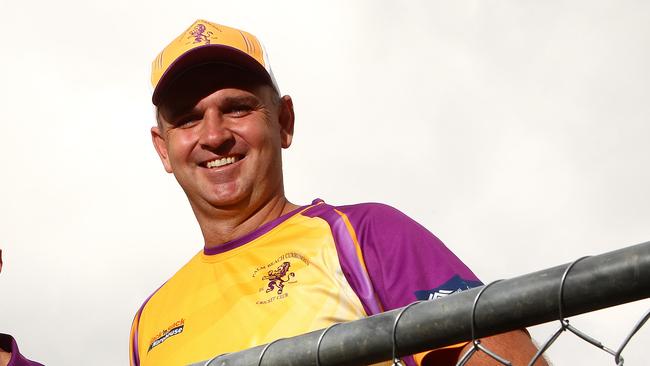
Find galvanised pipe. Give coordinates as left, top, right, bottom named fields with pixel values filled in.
left=190, top=241, right=650, bottom=366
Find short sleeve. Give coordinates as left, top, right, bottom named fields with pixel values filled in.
left=337, top=203, right=483, bottom=365
left=338, top=203, right=482, bottom=311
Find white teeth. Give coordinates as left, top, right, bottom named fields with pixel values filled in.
left=206, top=157, right=237, bottom=168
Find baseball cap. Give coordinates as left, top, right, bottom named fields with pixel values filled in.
left=151, top=19, right=279, bottom=105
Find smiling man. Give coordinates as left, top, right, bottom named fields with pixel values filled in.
left=130, top=20, right=546, bottom=366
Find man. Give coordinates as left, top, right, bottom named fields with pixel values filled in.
left=130, top=20, right=546, bottom=366
left=0, top=250, right=45, bottom=366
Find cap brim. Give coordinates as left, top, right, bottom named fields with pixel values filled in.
left=152, top=44, right=275, bottom=105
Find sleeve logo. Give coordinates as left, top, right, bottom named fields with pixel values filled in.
left=414, top=275, right=483, bottom=301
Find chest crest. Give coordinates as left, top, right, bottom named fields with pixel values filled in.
left=251, top=252, right=310, bottom=305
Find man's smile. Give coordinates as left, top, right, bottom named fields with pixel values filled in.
left=202, top=155, right=244, bottom=169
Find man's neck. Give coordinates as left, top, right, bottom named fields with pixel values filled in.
left=197, top=195, right=300, bottom=250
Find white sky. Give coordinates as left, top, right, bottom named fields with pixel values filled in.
left=1, top=1, right=649, bottom=365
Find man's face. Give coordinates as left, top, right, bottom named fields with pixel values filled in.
left=151, top=64, right=294, bottom=213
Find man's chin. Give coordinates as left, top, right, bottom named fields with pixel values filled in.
left=207, top=197, right=248, bottom=209
left=201, top=189, right=251, bottom=210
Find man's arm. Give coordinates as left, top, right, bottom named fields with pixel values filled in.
left=418, top=330, right=548, bottom=366
left=455, top=330, right=548, bottom=366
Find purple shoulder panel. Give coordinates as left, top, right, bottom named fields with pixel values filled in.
left=336, top=202, right=481, bottom=311
left=302, top=202, right=383, bottom=316
left=0, top=334, right=45, bottom=366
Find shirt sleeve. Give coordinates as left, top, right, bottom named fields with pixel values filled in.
left=339, top=202, right=482, bottom=310
left=337, top=203, right=482, bottom=366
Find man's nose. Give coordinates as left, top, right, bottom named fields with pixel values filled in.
left=199, top=110, right=234, bottom=149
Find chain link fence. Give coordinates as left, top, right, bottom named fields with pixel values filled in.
left=191, top=241, right=650, bottom=366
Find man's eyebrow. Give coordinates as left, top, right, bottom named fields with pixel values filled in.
left=220, top=94, right=260, bottom=105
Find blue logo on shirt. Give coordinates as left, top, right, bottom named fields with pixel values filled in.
left=414, top=275, right=482, bottom=301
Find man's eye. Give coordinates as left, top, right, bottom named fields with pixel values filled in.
left=173, top=115, right=201, bottom=127
left=227, top=104, right=253, bottom=117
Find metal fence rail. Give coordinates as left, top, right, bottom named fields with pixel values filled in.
left=191, top=241, right=650, bottom=366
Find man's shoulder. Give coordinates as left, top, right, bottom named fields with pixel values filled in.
left=309, top=199, right=422, bottom=232
left=303, top=199, right=435, bottom=252
left=335, top=201, right=405, bottom=217
left=307, top=199, right=408, bottom=222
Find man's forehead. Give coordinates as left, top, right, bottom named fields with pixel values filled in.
left=157, top=63, right=269, bottom=109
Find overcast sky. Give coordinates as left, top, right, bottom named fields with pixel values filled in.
left=1, top=1, right=649, bottom=365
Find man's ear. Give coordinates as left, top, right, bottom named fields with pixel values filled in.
left=151, top=126, right=173, bottom=173
left=278, top=95, right=295, bottom=149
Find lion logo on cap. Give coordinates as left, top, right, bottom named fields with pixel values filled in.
left=188, top=23, right=213, bottom=44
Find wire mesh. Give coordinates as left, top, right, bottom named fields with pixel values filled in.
left=189, top=242, right=650, bottom=366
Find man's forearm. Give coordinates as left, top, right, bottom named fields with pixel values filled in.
left=457, top=330, right=549, bottom=366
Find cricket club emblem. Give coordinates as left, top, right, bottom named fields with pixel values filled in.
left=188, top=23, right=213, bottom=44
left=262, top=261, right=295, bottom=295
left=252, top=253, right=309, bottom=305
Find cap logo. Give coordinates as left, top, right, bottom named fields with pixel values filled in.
left=188, top=23, right=213, bottom=45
